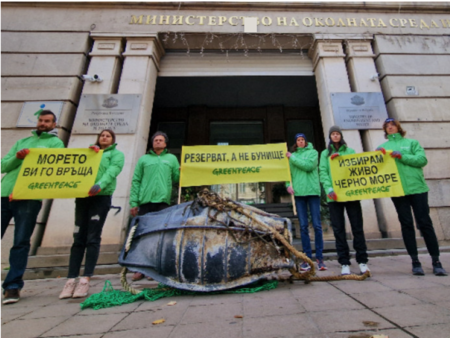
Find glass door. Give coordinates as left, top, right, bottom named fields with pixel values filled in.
left=209, top=121, right=265, bottom=204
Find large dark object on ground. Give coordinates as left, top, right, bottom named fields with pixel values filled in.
left=118, top=199, right=294, bottom=292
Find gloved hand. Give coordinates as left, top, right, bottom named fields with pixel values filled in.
left=16, top=149, right=30, bottom=159
left=327, top=191, right=338, bottom=201
left=376, top=147, right=386, bottom=155
left=330, top=153, right=340, bottom=160
left=89, top=145, right=100, bottom=153
left=286, top=152, right=292, bottom=159
left=391, top=151, right=402, bottom=159
left=287, top=186, right=294, bottom=195
left=88, top=184, right=101, bottom=197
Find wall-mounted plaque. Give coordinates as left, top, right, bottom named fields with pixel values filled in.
left=72, top=94, right=142, bottom=134
left=17, top=101, right=64, bottom=127
left=330, top=92, right=388, bottom=130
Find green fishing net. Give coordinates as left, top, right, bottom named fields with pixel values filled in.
left=81, top=279, right=279, bottom=310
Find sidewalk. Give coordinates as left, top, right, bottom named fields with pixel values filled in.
left=2, top=253, right=450, bottom=338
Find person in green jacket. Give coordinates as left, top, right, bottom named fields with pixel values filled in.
left=2, top=110, right=64, bottom=305
left=59, top=129, right=125, bottom=299
left=286, top=133, right=327, bottom=271
left=319, top=126, right=369, bottom=276
left=129, top=131, right=180, bottom=281
left=376, top=118, right=447, bottom=276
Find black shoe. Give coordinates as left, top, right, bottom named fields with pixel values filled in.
left=432, top=261, right=448, bottom=276
left=412, top=261, right=425, bottom=276
left=3, top=289, right=20, bottom=305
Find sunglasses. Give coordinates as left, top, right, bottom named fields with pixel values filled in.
left=385, top=118, right=395, bottom=123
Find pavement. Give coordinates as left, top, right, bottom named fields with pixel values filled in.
left=2, top=252, right=450, bottom=338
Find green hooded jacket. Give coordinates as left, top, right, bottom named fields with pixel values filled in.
left=319, top=143, right=356, bottom=202
left=286, top=143, right=320, bottom=196
left=130, top=149, right=180, bottom=207
left=378, top=133, right=429, bottom=196
left=94, top=143, right=125, bottom=196
left=1, top=130, right=65, bottom=197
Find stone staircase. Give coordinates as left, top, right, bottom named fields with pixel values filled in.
left=2, top=203, right=448, bottom=281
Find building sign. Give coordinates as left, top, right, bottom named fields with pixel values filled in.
left=72, top=94, right=142, bottom=134
left=17, top=102, right=64, bottom=127
left=330, top=92, right=388, bottom=130
left=129, top=14, right=450, bottom=31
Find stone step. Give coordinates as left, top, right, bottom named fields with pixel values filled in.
left=36, top=244, right=121, bottom=255
left=4, top=246, right=450, bottom=281
left=292, top=237, right=427, bottom=252
left=26, top=251, right=120, bottom=269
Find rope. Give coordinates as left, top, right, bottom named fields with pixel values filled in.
left=195, top=189, right=371, bottom=283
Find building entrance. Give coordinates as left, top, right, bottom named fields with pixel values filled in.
left=150, top=75, right=324, bottom=204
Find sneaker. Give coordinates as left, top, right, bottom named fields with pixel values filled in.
left=316, top=259, right=328, bottom=271
left=412, top=261, right=425, bottom=276
left=432, top=261, right=448, bottom=276
left=341, top=265, right=350, bottom=275
left=300, top=262, right=311, bottom=271
left=359, top=263, right=370, bottom=274
left=132, top=272, right=145, bottom=281
left=72, top=278, right=90, bottom=298
left=3, top=289, right=20, bottom=305
left=59, top=279, right=77, bottom=299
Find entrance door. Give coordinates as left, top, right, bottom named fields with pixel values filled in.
left=209, top=121, right=265, bottom=204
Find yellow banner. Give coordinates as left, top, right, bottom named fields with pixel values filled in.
left=330, top=151, right=405, bottom=202
left=180, top=143, right=291, bottom=187
left=12, top=148, right=103, bottom=200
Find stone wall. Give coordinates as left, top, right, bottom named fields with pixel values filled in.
left=1, top=31, right=92, bottom=259
left=374, top=35, right=450, bottom=241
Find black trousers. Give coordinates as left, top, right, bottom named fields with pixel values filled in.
left=68, top=195, right=111, bottom=278
left=391, top=192, right=440, bottom=259
left=138, top=202, right=169, bottom=216
left=328, top=200, right=368, bottom=265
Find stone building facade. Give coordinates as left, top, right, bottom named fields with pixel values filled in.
left=1, top=2, right=449, bottom=262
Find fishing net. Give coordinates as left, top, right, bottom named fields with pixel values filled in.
left=80, top=279, right=278, bottom=310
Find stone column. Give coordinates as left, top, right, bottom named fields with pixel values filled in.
left=40, top=37, right=124, bottom=248
left=113, top=36, right=165, bottom=242
left=309, top=38, right=381, bottom=239
left=345, top=40, right=401, bottom=238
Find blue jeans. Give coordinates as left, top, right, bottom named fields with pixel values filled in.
left=295, top=196, right=324, bottom=260
left=2, top=197, right=42, bottom=291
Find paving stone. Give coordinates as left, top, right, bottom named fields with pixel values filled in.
left=401, top=285, right=450, bottom=304
left=375, top=303, right=450, bottom=327
left=243, top=296, right=305, bottom=317
left=171, top=320, right=242, bottom=338
left=330, top=279, right=394, bottom=294
left=41, top=313, right=128, bottom=336
left=103, top=326, right=174, bottom=338
left=181, top=302, right=243, bottom=324
left=406, top=322, right=450, bottom=338
left=351, top=290, right=423, bottom=308
left=243, top=313, right=320, bottom=338
left=1, top=316, right=72, bottom=338
left=136, top=295, right=192, bottom=312
left=309, top=308, right=394, bottom=333
left=20, top=302, right=82, bottom=319
left=297, top=292, right=365, bottom=312
left=378, top=277, right=443, bottom=290
left=112, top=303, right=188, bottom=330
